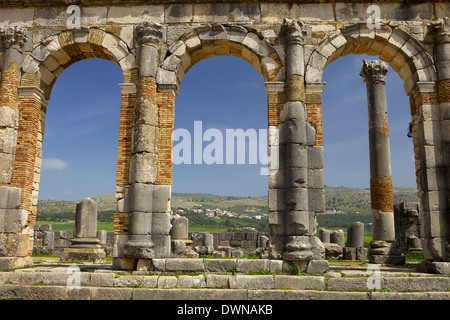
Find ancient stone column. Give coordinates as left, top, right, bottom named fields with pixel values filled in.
left=0, top=26, right=27, bottom=185
left=62, top=198, right=106, bottom=263
left=360, top=60, right=404, bottom=264
left=0, top=27, right=33, bottom=270
left=279, top=19, right=325, bottom=270
left=423, top=18, right=450, bottom=262
left=122, top=22, right=172, bottom=265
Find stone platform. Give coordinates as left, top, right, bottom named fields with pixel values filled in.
left=0, top=257, right=449, bottom=300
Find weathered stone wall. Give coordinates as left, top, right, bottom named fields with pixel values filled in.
left=0, top=1, right=448, bottom=270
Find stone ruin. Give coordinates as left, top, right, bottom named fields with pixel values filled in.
left=320, top=222, right=368, bottom=261
left=394, top=202, right=423, bottom=254
left=0, top=1, right=448, bottom=274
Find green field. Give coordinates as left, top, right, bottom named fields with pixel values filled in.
left=37, top=221, right=114, bottom=232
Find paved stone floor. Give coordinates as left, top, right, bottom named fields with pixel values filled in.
left=0, top=257, right=449, bottom=301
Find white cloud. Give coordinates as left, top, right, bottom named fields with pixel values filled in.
left=42, top=158, right=68, bottom=171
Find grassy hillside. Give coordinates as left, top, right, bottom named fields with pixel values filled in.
left=36, top=187, right=419, bottom=232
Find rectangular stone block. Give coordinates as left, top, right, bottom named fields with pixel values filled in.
left=165, top=4, right=193, bottom=23
left=1, top=209, right=28, bottom=233
left=0, top=153, right=15, bottom=184
left=230, top=3, right=260, bottom=23
left=193, top=3, right=228, bottom=23
left=206, top=274, right=236, bottom=289
left=268, top=188, right=286, bottom=212
left=236, top=259, right=269, bottom=273
left=204, top=259, right=237, bottom=273
left=235, top=275, right=274, bottom=290
left=165, top=258, right=205, bottom=272
left=177, top=275, right=206, bottom=288
left=129, top=183, right=171, bottom=213
left=151, top=212, right=171, bottom=235
left=148, top=234, right=170, bottom=258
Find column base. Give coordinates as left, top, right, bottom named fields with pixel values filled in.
left=61, top=248, right=106, bottom=264
left=283, top=236, right=313, bottom=261
left=369, top=240, right=405, bottom=264
left=123, top=237, right=155, bottom=260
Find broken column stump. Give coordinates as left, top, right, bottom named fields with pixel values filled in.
left=61, top=198, right=106, bottom=263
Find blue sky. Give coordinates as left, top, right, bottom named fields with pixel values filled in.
left=38, top=53, right=416, bottom=201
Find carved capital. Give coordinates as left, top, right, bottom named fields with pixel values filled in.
left=427, top=17, right=450, bottom=44
left=360, top=60, right=389, bottom=85
left=135, top=21, right=164, bottom=46
left=0, top=26, right=28, bottom=50
left=282, top=19, right=311, bottom=45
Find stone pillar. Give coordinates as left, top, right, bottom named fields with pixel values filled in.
left=278, top=19, right=325, bottom=270
left=423, top=18, right=450, bottom=262
left=360, top=60, right=404, bottom=264
left=0, top=27, right=33, bottom=270
left=120, top=22, right=172, bottom=267
left=343, top=221, right=368, bottom=260
left=62, top=198, right=106, bottom=263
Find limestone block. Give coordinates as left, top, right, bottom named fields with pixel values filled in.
left=151, top=213, right=171, bottom=236
left=134, top=96, right=158, bottom=127
left=422, top=237, right=447, bottom=261
left=280, top=101, right=306, bottom=122
left=230, top=3, right=260, bottom=24
left=308, top=169, right=324, bottom=189
left=0, top=186, right=21, bottom=209
left=335, top=3, right=368, bottom=21
left=307, top=146, right=324, bottom=169
left=0, top=152, right=15, bottom=184
left=268, top=188, right=286, bottom=212
left=129, top=183, right=171, bottom=214
left=4, top=233, right=29, bottom=257
left=192, top=3, right=228, bottom=23
left=0, top=127, right=17, bottom=155
left=31, top=45, right=50, bottom=63
left=324, top=242, right=342, bottom=259
left=2, top=209, right=28, bottom=233
left=383, top=3, right=433, bottom=20
left=178, top=275, right=206, bottom=288
left=228, top=25, right=248, bottom=44
left=306, top=260, right=329, bottom=274
left=119, top=54, right=137, bottom=73
left=268, top=212, right=286, bottom=237
left=0, top=106, right=19, bottom=129
left=421, top=210, right=448, bottom=238
left=183, top=31, right=202, bottom=52
left=132, top=124, right=158, bottom=154
left=129, top=212, right=152, bottom=235
left=165, top=4, right=193, bottom=23
left=107, top=5, right=164, bottom=24
left=129, top=152, right=158, bottom=184
left=285, top=144, right=308, bottom=169
left=0, top=8, right=34, bottom=27
left=261, top=3, right=298, bottom=23
left=299, top=4, right=334, bottom=21
left=156, top=68, right=177, bottom=86
left=308, top=188, right=325, bottom=213
left=285, top=187, right=309, bottom=212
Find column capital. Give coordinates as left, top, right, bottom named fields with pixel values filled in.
left=360, top=60, right=389, bottom=85
left=135, top=21, right=164, bottom=46
left=281, top=19, right=311, bottom=45
left=426, top=17, right=450, bottom=44
left=0, top=26, right=28, bottom=50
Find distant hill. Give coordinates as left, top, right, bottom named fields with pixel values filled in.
left=36, top=187, right=419, bottom=217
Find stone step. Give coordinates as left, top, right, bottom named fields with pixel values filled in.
left=0, top=285, right=449, bottom=300
left=1, top=271, right=449, bottom=300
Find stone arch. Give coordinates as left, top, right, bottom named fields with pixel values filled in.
left=20, top=28, right=137, bottom=99
left=305, top=23, right=437, bottom=96
left=12, top=28, right=137, bottom=221
left=156, top=24, right=283, bottom=94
